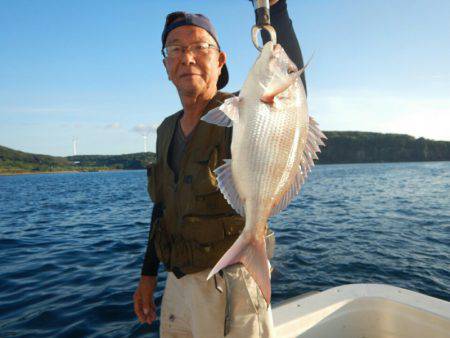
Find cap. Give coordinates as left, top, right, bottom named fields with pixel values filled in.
left=161, top=11, right=229, bottom=90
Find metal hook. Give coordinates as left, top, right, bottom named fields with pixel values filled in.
left=251, top=25, right=277, bottom=51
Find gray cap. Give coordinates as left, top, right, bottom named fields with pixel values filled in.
left=161, top=11, right=229, bottom=90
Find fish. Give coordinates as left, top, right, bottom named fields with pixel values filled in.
left=201, top=41, right=326, bottom=305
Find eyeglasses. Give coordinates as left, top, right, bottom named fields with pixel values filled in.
left=162, top=42, right=219, bottom=58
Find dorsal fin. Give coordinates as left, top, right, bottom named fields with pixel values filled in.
left=270, top=116, right=326, bottom=216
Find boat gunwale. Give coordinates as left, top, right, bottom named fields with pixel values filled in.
left=272, top=283, right=450, bottom=321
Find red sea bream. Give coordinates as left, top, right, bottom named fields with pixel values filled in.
left=201, top=41, right=326, bottom=304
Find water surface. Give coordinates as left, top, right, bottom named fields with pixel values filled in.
left=0, top=162, right=449, bottom=337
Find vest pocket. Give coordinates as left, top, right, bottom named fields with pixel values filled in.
left=180, top=214, right=244, bottom=246
left=221, top=215, right=244, bottom=237
left=192, top=147, right=228, bottom=214
left=153, top=217, right=171, bottom=265
left=169, top=240, right=193, bottom=270
left=147, top=161, right=162, bottom=203
left=181, top=215, right=226, bottom=244
left=158, top=215, right=245, bottom=271
left=186, top=214, right=244, bottom=269
left=193, top=148, right=218, bottom=194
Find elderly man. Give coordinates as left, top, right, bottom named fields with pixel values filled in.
left=134, top=1, right=306, bottom=337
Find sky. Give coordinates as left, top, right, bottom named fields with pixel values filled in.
left=0, top=0, right=449, bottom=156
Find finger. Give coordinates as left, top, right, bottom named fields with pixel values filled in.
left=142, top=298, right=151, bottom=317
left=134, top=303, right=144, bottom=323
left=145, top=308, right=157, bottom=325
left=150, top=301, right=157, bottom=318
left=133, top=297, right=145, bottom=323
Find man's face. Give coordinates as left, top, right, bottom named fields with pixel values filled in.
left=163, top=26, right=226, bottom=96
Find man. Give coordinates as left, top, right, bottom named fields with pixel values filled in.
left=134, top=1, right=306, bottom=337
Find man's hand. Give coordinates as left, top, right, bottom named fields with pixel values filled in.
left=249, top=0, right=279, bottom=6
left=134, top=275, right=157, bottom=325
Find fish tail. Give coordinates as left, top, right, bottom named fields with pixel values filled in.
left=207, top=232, right=271, bottom=305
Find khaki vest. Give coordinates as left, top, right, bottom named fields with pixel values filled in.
left=147, top=92, right=245, bottom=274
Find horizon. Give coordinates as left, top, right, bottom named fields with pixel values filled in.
left=3, top=129, right=448, bottom=158
left=1, top=0, right=449, bottom=156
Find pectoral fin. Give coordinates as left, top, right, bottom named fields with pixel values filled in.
left=260, top=67, right=307, bottom=104
left=214, top=159, right=245, bottom=216
left=201, top=96, right=240, bottom=127
left=261, top=54, right=313, bottom=104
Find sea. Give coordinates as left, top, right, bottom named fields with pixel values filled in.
left=0, top=161, right=449, bottom=337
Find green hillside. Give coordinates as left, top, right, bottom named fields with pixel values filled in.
left=0, top=145, right=155, bottom=174
left=1, top=131, right=449, bottom=174
left=0, top=145, right=73, bottom=173
left=67, top=153, right=156, bottom=170
left=316, top=132, right=450, bottom=164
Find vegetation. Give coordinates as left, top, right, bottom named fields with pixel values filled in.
left=67, top=153, right=156, bottom=170
left=0, top=145, right=73, bottom=174
left=0, top=145, right=155, bottom=174
left=1, top=131, right=449, bottom=174
left=316, top=132, right=450, bottom=164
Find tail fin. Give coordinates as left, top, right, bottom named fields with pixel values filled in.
left=207, top=232, right=272, bottom=305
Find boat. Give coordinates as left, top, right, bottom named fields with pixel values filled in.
left=272, top=283, right=450, bottom=338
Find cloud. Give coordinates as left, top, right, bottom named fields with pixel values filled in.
left=132, top=123, right=158, bottom=136
left=58, top=122, right=89, bottom=129
left=310, top=90, right=450, bottom=141
left=415, top=73, right=450, bottom=85
left=104, top=122, right=121, bottom=130
left=0, top=107, right=82, bottom=114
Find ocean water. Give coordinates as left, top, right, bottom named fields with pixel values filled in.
left=0, top=162, right=449, bottom=337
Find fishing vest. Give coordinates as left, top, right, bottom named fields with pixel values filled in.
left=147, top=91, right=246, bottom=275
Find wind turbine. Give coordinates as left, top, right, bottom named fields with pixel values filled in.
left=143, top=135, right=148, bottom=153
left=132, top=124, right=157, bottom=153
left=72, top=137, right=78, bottom=156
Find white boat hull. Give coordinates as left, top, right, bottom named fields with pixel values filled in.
left=272, top=284, right=450, bottom=338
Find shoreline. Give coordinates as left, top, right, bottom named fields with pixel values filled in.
left=0, top=168, right=130, bottom=176
left=1, top=160, right=449, bottom=176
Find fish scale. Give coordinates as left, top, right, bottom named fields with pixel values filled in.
left=201, top=42, right=326, bottom=304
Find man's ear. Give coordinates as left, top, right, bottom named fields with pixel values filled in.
left=162, top=58, right=171, bottom=80
left=218, top=51, right=227, bottom=70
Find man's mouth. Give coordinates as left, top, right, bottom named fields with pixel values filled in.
left=180, top=73, right=201, bottom=78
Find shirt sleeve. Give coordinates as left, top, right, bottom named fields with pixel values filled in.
left=261, top=0, right=307, bottom=94
left=141, top=202, right=162, bottom=277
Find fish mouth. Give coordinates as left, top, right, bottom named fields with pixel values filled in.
left=271, top=44, right=285, bottom=60
left=270, top=44, right=298, bottom=74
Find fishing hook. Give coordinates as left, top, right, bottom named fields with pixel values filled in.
left=251, top=0, right=277, bottom=51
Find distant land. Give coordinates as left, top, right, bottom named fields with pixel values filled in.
left=1, top=131, right=449, bottom=175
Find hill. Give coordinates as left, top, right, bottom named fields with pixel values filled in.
left=67, top=153, right=156, bottom=170
left=1, top=132, right=449, bottom=174
left=0, top=145, right=73, bottom=173
left=0, top=145, right=155, bottom=174
left=316, top=132, right=450, bottom=164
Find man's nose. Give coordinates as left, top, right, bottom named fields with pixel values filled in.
left=180, top=49, right=196, bottom=65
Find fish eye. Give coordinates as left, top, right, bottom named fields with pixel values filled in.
left=287, top=65, right=297, bottom=74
